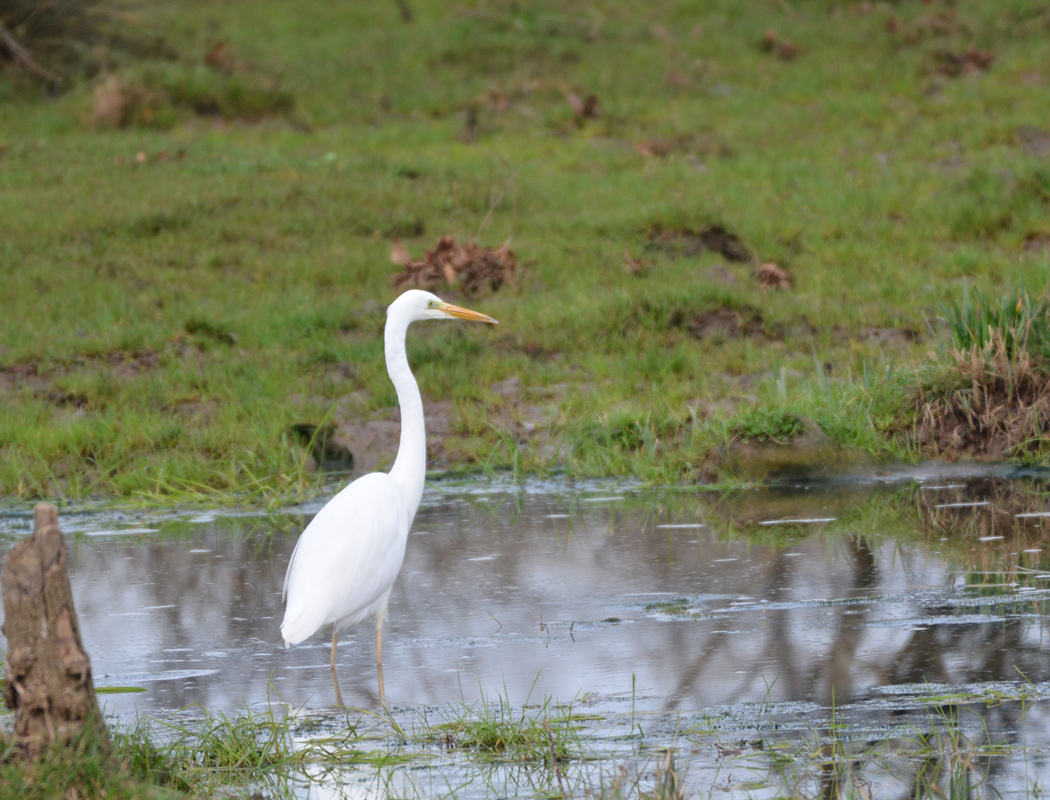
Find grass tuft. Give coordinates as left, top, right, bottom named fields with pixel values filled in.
left=731, top=407, right=805, bottom=444
left=906, top=286, right=1050, bottom=461
left=942, top=285, right=1050, bottom=365
left=432, top=695, right=583, bottom=766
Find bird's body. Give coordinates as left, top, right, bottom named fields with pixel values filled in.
left=281, top=473, right=409, bottom=644
left=280, top=289, right=497, bottom=705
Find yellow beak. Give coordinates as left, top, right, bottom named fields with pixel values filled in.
left=441, top=302, right=499, bottom=324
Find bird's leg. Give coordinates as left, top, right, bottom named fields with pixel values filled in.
left=376, top=621, right=386, bottom=706
left=330, top=632, right=345, bottom=707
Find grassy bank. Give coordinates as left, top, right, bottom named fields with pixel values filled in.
left=3, top=0, right=1050, bottom=500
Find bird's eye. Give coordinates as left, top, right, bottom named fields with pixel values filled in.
left=427, top=301, right=436, bottom=308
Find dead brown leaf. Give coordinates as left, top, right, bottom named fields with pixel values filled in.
left=476, top=85, right=511, bottom=114
left=934, top=46, right=994, bottom=77
left=390, top=240, right=412, bottom=267
left=759, top=30, right=802, bottom=61
left=204, top=41, right=236, bottom=73
left=666, top=69, right=689, bottom=86
left=634, top=139, right=672, bottom=158
left=391, top=236, right=518, bottom=296
left=623, top=248, right=648, bottom=275
left=888, top=7, right=960, bottom=44
left=91, top=75, right=128, bottom=127
left=567, top=93, right=600, bottom=120
left=758, top=262, right=791, bottom=288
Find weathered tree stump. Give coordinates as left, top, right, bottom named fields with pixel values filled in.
left=2, top=503, right=108, bottom=759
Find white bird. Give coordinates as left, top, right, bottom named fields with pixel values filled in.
left=281, top=289, right=498, bottom=705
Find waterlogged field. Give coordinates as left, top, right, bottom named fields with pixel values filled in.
left=3, top=474, right=1050, bottom=797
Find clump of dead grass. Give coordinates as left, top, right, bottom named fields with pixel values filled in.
left=912, top=330, right=1050, bottom=460
left=391, top=235, right=518, bottom=296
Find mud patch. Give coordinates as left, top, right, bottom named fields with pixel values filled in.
left=835, top=326, right=919, bottom=348
left=931, top=47, right=994, bottom=78
left=1, top=350, right=164, bottom=399
left=716, top=417, right=874, bottom=481
left=633, top=133, right=732, bottom=160
left=291, top=423, right=355, bottom=471
left=687, top=307, right=767, bottom=341
left=328, top=397, right=456, bottom=473
left=645, top=224, right=752, bottom=263
left=1017, top=126, right=1050, bottom=158
left=497, top=339, right=560, bottom=360
left=108, top=350, right=162, bottom=378
left=758, top=30, right=803, bottom=61
left=45, top=389, right=89, bottom=409
left=485, top=376, right=566, bottom=462
left=1024, top=232, right=1050, bottom=253
left=0, top=361, right=48, bottom=393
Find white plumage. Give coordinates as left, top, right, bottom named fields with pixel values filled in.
left=281, top=473, right=408, bottom=644
left=280, top=289, right=497, bottom=705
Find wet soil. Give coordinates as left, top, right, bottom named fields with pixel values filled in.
left=645, top=224, right=752, bottom=263
left=687, top=306, right=767, bottom=341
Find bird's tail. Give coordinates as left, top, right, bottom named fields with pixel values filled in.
left=281, top=604, right=322, bottom=648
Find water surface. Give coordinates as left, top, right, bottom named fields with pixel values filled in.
left=2, top=471, right=1049, bottom=796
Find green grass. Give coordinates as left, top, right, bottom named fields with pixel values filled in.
left=0, top=692, right=587, bottom=798
left=428, top=693, right=584, bottom=766
left=942, top=284, right=1050, bottom=363
left=0, top=724, right=189, bottom=800
left=3, top=0, right=1050, bottom=500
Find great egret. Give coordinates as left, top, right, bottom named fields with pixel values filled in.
left=281, top=289, right=498, bottom=705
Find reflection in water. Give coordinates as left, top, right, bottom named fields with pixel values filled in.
left=2, top=475, right=1050, bottom=797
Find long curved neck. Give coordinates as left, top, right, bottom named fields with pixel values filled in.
left=385, top=313, right=426, bottom=522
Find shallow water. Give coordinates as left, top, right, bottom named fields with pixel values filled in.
left=3, top=470, right=1050, bottom=796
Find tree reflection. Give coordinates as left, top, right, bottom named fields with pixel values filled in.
left=11, top=477, right=1048, bottom=797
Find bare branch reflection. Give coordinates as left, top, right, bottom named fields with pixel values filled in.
left=1, top=477, right=1047, bottom=796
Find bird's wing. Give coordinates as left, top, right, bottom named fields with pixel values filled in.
left=281, top=473, right=410, bottom=644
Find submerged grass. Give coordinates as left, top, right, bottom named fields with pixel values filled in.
left=3, top=0, right=1050, bottom=500
left=428, top=694, right=584, bottom=766
left=685, top=681, right=1048, bottom=800
left=49, top=688, right=1039, bottom=799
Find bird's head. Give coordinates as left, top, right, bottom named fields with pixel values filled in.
left=390, top=289, right=499, bottom=325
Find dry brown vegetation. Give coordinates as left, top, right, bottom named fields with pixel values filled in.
left=911, top=333, right=1050, bottom=461
left=391, top=236, right=519, bottom=296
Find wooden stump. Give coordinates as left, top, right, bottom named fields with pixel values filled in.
left=2, top=503, right=108, bottom=759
